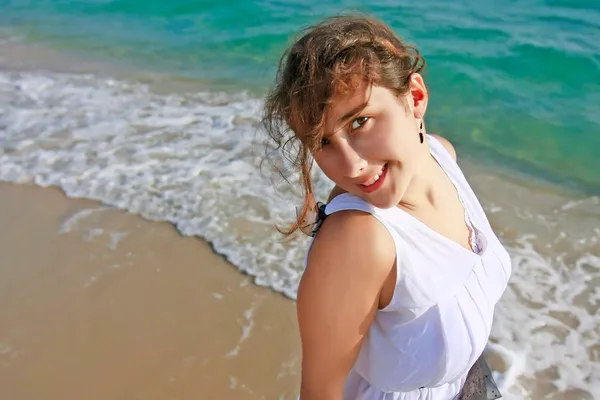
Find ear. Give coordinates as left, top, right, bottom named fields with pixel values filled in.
left=408, top=73, right=428, bottom=119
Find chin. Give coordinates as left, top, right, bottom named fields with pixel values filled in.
left=369, top=181, right=407, bottom=209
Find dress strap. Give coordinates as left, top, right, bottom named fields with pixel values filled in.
left=325, top=192, right=378, bottom=216
left=303, top=193, right=377, bottom=237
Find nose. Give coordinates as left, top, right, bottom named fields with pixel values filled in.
left=337, top=140, right=368, bottom=179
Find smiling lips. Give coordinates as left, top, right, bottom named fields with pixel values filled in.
left=359, top=164, right=388, bottom=193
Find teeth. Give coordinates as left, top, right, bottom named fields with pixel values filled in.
left=364, top=174, right=380, bottom=186
left=361, top=166, right=386, bottom=187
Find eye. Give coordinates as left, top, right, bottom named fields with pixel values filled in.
left=351, top=116, right=370, bottom=130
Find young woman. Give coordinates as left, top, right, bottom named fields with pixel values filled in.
left=263, top=15, right=512, bottom=400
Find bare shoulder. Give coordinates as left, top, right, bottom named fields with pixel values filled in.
left=298, top=210, right=397, bottom=319
left=296, top=210, right=397, bottom=396
left=302, top=210, right=395, bottom=286
left=430, top=134, right=457, bottom=161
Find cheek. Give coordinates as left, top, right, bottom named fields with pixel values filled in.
left=379, top=118, right=419, bottom=156
left=367, top=129, right=409, bottom=160
left=313, top=153, right=339, bottom=180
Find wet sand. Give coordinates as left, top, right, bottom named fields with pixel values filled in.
left=0, top=182, right=301, bottom=400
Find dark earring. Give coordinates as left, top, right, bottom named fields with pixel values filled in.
left=419, top=121, right=424, bottom=143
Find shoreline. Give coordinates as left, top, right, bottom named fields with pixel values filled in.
left=0, top=34, right=597, bottom=195
left=0, top=182, right=301, bottom=400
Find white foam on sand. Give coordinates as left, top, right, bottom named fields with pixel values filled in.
left=491, top=237, right=600, bottom=398
left=58, top=207, right=129, bottom=252
left=58, top=207, right=111, bottom=233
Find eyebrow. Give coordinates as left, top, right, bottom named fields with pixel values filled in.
left=335, top=101, right=370, bottom=128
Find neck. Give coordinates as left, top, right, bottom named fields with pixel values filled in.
left=397, top=154, right=444, bottom=212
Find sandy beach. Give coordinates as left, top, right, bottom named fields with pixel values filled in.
left=0, top=182, right=301, bottom=400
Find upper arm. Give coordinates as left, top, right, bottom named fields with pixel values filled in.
left=297, top=211, right=396, bottom=399
left=431, top=134, right=457, bottom=161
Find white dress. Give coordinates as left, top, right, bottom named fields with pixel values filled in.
left=308, top=135, right=512, bottom=400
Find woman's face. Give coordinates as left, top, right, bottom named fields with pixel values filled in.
left=311, top=74, right=429, bottom=209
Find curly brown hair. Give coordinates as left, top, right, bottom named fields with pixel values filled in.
left=263, top=15, right=425, bottom=237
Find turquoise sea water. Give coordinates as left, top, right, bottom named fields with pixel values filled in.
left=1, top=0, right=599, bottom=192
